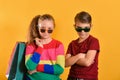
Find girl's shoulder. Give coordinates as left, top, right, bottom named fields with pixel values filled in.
left=26, top=42, right=37, bottom=48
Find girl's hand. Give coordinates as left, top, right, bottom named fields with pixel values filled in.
left=28, top=70, right=37, bottom=75
left=35, top=38, right=43, bottom=48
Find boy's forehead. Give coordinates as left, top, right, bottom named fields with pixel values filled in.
left=75, top=22, right=90, bottom=26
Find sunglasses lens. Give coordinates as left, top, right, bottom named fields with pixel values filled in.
left=40, top=29, right=46, bottom=33
left=75, top=27, right=82, bottom=32
left=48, top=30, right=53, bottom=33
left=84, top=28, right=90, bottom=32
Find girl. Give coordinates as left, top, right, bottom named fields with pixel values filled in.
left=25, top=14, right=64, bottom=80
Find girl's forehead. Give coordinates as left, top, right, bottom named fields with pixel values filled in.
left=39, top=20, right=53, bottom=24
left=38, top=19, right=53, bottom=23
left=38, top=20, right=54, bottom=29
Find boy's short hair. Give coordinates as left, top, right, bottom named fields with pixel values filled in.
left=74, top=11, right=92, bottom=23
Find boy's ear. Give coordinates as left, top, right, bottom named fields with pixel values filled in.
left=90, top=24, right=93, bottom=27
left=73, top=24, right=76, bottom=27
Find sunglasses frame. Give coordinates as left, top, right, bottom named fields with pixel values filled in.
left=40, top=28, right=53, bottom=33
left=75, top=26, right=91, bottom=32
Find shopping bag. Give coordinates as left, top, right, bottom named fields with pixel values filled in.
left=6, top=42, right=18, bottom=78
left=6, top=42, right=27, bottom=80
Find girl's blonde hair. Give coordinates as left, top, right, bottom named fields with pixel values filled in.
left=27, top=14, right=55, bottom=44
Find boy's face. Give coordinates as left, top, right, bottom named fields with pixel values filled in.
left=74, top=22, right=91, bottom=39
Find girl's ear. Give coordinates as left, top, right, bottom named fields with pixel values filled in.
left=38, top=31, right=41, bottom=39
left=36, top=26, right=41, bottom=39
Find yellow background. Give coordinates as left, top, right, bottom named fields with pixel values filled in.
left=0, top=0, right=120, bottom=80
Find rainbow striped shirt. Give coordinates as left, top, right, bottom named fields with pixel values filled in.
left=25, top=39, right=64, bottom=80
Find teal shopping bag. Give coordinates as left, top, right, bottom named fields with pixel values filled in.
left=7, top=42, right=27, bottom=80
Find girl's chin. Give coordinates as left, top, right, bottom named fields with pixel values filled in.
left=41, top=37, right=50, bottom=39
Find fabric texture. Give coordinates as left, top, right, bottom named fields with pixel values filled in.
left=25, top=39, right=64, bottom=80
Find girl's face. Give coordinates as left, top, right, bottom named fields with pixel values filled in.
left=74, top=22, right=91, bottom=40
left=38, top=20, right=54, bottom=39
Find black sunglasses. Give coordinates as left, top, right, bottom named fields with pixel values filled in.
left=75, top=27, right=90, bottom=32
left=40, top=29, right=53, bottom=33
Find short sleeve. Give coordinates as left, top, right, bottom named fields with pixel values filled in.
left=66, top=42, right=72, bottom=54
left=89, top=38, right=100, bottom=52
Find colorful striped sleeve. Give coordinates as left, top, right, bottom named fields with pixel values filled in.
left=25, top=44, right=43, bottom=71
left=36, top=44, right=65, bottom=75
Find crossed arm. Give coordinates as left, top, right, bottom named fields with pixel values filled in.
left=65, top=50, right=97, bottom=67
left=25, top=39, right=64, bottom=75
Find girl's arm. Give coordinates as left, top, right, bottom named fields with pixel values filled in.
left=36, top=44, right=65, bottom=75
left=25, top=44, right=43, bottom=71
